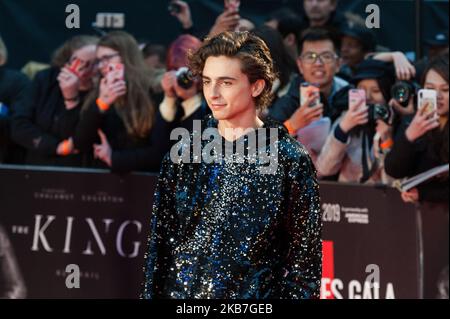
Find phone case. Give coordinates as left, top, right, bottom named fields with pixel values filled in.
left=349, top=89, right=366, bottom=111
left=106, top=62, right=125, bottom=83
left=418, top=89, right=437, bottom=117
left=68, top=58, right=81, bottom=77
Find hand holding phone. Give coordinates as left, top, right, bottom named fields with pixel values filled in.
left=340, top=89, right=369, bottom=133
left=58, top=58, right=82, bottom=101
left=99, top=62, right=126, bottom=106
left=300, top=82, right=320, bottom=108
left=405, top=89, right=440, bottom=142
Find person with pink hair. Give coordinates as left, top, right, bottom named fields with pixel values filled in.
left=159, top=34, right=210, bottom=134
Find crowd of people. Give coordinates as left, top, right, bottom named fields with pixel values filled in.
left=0, top=0, right=448, bottom=205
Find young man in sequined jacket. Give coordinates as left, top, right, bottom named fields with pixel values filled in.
left=142, top=31, right=322, bottom=299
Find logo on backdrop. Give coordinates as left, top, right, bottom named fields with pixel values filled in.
left=321, top=240, right=395, bottom=299
left=65, top=4, right=80, bottom=29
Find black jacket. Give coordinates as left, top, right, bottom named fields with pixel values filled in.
left=73, top=99, right=172, bottom=173
left=142, top=114, right=322, bottom=299
left=161, top=99, right=211, bottom=156
left=11, top=67, right=92, bottom=167
left=0, top=66, right=30, bottom=163
left=385, top=115, right=449, bottom=203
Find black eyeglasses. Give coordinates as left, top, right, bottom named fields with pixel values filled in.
left=94, top=53, right=120, bottom=66
left=300, top=52, right=338, bottom=65
left=67, top=56, right=95, bottom=71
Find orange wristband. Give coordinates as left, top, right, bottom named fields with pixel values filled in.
left=96, top=98, right=110, bottom=112
left=380, top=138, right=394, bottom=150
left=284, top=120, right=296, bottom=135
left=61, top=139, right=71, bottom=156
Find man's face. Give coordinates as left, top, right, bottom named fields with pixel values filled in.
left=341, top=36, right=365, bottom=68
left=202, top=55, right=263, bottom=121
left=144, top=54, right=164, bottom=69
left=303, top=0, right=336, bottom=25
left=297, top=40, right=340, bottom=90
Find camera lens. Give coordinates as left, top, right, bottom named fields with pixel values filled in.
left=395, top=87, right=407, bottom=101
left=176, top=67, right=194, bottom=90
left=368, top=103, right=391, bottom=124
left=375, top=105, right=388, bottom=121
left=391, top=81, right=412, bottom=107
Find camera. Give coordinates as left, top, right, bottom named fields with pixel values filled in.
left=168, top=2, right=182, bottom=14
left=368, top=103, right=392, bottom=124
left=176, top=67, right=194, bottom=90
left=391, top=81, right=420, bottom=107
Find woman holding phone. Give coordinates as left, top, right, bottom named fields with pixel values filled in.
left=12, top=35, right=98, bottom=167
left=316, top=59, right=396, bottom=183
left=385, top=52, right=449, bottom=203
left=72, top=31, right=171, bottom=173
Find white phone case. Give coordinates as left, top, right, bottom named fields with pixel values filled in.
left=418, top=89, right=437, bottom=118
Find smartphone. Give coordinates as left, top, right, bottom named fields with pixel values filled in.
left=348, top=89, right=366, bottom=111
left=300, top=82, right=320, bottom=107
left=106, top=62, right=125, bottom=84
left=418, top=89, right=437, bottom=118
left=67, top=58, right=81, bottom=77
left=224, top=0, right=240, bottom=11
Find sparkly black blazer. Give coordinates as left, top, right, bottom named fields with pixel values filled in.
left=142, top=114, right=322, bottom=299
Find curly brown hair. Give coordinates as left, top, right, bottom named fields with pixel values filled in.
left=189, top=31, right=275, bottom=110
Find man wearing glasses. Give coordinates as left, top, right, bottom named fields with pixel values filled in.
left=268, top=27, right=349, bottom=132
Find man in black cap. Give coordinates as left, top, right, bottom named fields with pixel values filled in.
left=338, top=23, right=377, bottom=80
left=302, top=0, right=346, bottom=32
left=265, top=8, right=304, bottom=61
left=425, top=32, right=449, bottom=60
left=410, top=31, right=449, bottom=83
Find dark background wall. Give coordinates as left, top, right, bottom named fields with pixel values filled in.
left=0, top=0, right=448, bottom=70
